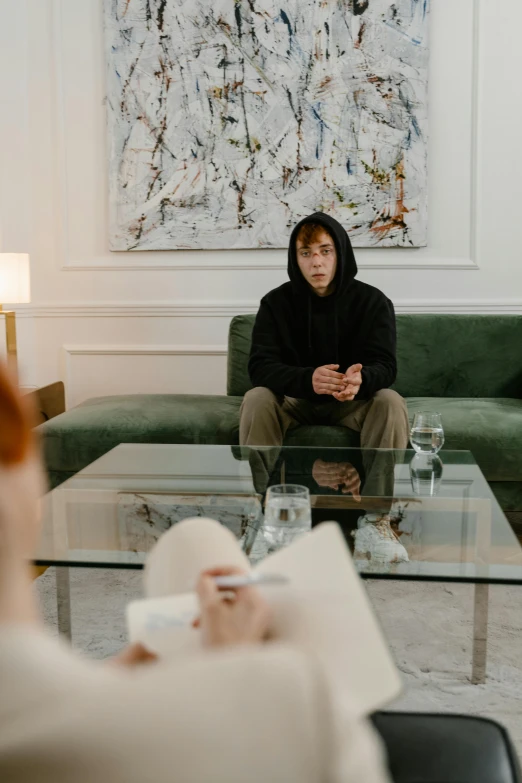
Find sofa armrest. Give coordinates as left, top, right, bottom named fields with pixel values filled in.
left=24, top=382, right=65, bottom=425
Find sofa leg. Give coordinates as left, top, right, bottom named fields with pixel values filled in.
left=471, top=583, right=489, bottom=684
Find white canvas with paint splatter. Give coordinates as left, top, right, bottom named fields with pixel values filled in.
left=105, top=0, right=429, bottom=250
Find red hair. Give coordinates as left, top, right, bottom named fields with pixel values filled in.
left=0, top=363, right=33, bottom=465
left=296, top=223, right=333, bottom=246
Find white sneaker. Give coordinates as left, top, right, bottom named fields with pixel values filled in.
left=353, top=514, right=409, bottom=568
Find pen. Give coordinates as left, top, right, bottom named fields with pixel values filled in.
left=213, top=573, right=289, bottom=588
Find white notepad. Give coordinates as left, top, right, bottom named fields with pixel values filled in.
left=127, top=522, right=402, bottom=717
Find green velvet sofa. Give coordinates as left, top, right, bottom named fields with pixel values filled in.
left=39, top=314, right=522, bottom=512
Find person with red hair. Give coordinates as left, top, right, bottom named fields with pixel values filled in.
left=0, top=361, right=389, bottom=782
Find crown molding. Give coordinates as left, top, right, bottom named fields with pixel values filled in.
left=11, top=299, right=522, bottom=318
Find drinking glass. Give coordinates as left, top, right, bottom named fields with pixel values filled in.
left=410, top=411, right=445, bottom=454
left=263, top=484, right=311, bottom=551
left=410, top=453, right=443, bottom=496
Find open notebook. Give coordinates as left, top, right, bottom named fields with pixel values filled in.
left=127, top=521, right=402, bottom=717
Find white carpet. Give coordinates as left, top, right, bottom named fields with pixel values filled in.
left=35, top=568, right=522, bottom=755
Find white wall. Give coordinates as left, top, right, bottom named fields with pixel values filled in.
left=1, top=0, right=522, bottom=405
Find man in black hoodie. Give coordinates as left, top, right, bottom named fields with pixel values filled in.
left=240, top=213, right=409, bottom=453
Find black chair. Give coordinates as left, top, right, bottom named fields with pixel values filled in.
left=373, top=712, right=522, bottom=783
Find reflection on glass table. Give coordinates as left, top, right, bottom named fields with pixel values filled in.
left=409, top=453, right=443, bottom=496
left=37, top=444, right=522, bottom=583
left=36, top=444, right=522, bottom=684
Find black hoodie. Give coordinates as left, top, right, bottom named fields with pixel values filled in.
left=248, top=212, right=397, bottom=401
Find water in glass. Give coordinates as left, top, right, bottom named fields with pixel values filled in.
left=263, top=485, right=311, bottom=550
left=410, top=412, right=444, bottom=454
left=410, top=427, right=445, bottom=454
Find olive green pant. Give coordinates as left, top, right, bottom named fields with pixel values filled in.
left=239, top=387, right=410, bottom=450
left=240, top=387, right=410, bottom=499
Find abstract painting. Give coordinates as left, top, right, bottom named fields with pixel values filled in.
left=105, top=0, right=429, bottom=250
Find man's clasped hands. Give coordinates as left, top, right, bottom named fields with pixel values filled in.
left=310, top=361, right=363, bottom=500
left=312, top=362, right=363, bottom=401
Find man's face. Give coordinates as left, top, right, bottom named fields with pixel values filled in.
left=296, top=230, right=337, bottom=297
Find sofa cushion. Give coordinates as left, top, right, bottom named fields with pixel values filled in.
left=40, top=393, right=522, bottom=489
left=227, top=315, right=255, bottom=397
left=233, top=398, right=522, bottom=482
left=284, top=425, right=360, bottom=448
left=490, top=482, right=522, bottom=514
left=407, top=398, right=522, bottom=481
left=395, top=315, right=522, bottom=398
left=40, top=394, right=242, bottom=475
left=227, top=314, right=522, bottom=399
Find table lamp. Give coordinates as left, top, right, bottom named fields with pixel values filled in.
left=0, top=253, right=31, bottom=373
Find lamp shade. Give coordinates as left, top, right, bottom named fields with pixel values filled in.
left=0, top=254, right=30, bottom=304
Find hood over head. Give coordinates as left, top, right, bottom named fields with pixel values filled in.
left=287, top=212, right=358, bottom=300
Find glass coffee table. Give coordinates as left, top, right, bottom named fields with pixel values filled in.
left=36, top=444, right=522, bottom=684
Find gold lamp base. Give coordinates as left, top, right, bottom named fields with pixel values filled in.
left=0, top=304, right=18, bottom=378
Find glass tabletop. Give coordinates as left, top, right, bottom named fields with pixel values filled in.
left=35, top=444, right=522, bottom=584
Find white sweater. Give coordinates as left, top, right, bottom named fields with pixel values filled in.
left=0, top=626, right=390, bottom=783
